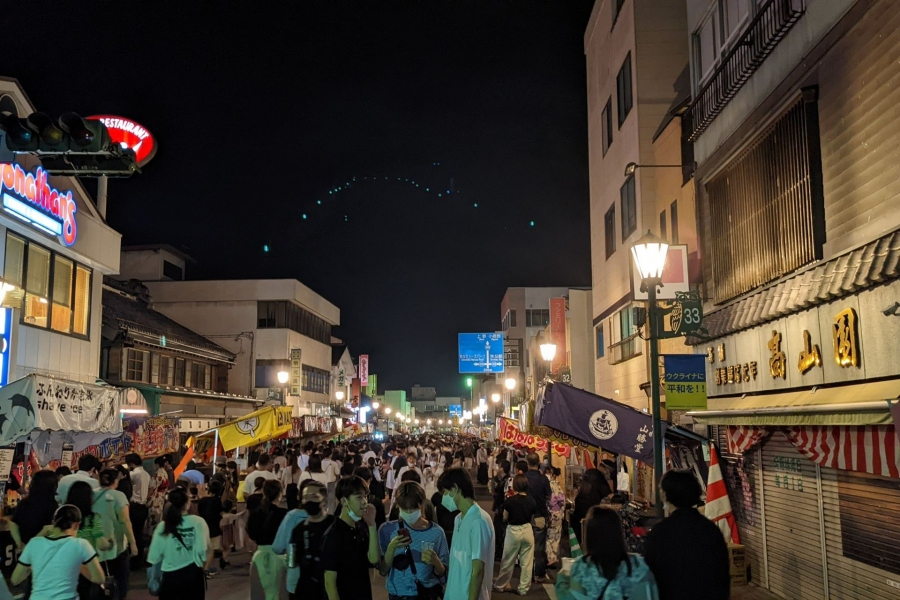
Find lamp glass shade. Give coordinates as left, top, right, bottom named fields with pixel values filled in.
left=540, top=343, right=557, bottom=362
left=630, top=231, right=669, bottom=280
left=372, top=402, right=380, bottom=409
left=505, top=377, right=516, bottom=390
left=491, top=393, right=501, bottom=403
left=276, top=371, right=289, bottom=384
left=335, top=391, right=345, bottom=401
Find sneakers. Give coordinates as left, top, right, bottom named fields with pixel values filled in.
left=219, top=558, right=230, bottom=570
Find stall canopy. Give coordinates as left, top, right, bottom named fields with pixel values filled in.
left=535, top=382, right=668, bottom=464
left=0, top=374, right=124, bottom=446
left=196, top=405, right=293, bottom=451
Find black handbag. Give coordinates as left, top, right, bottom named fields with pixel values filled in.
left=407, top=549, right=443, bottom=600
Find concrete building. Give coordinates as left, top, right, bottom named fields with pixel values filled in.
left=119, top=253, right=340, bottom=416
left=584, top=0, right=694, bottom=411
left=679, top=1, right=900, bottom=598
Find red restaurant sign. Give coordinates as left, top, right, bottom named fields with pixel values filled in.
left=87, top=115, right=157, bottom=167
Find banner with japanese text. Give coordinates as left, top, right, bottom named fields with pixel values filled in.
left=663, top=355, right=708, bottom=410
left=498, top=417, right=571, bottom=458
left=68, top=416, right=179, bottom=467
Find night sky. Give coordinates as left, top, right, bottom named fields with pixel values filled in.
left=3, top=1, right=593, bottom=396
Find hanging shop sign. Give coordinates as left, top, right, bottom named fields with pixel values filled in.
left=87, top=115, right=157, bottom=167
left=290, top=348, right=302, bottom=397
left=359, top=354, right=369, bottom=386
left=550, top=298, right=567, bottom=373
left=0, top=164, right=77, bottom=246
left=216, top=406, right=293, bottom=450
left=663, top=354, right=708, bottom=410
left=497, top=417, right=571, bottom=458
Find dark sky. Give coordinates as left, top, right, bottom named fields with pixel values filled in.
left=3, top=1, right=594, bottom=396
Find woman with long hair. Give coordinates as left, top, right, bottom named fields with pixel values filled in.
left=555, top=507, right=658, bottom=600
left=571, top=468, right=613, bottom=544
left=10, top=469, right=58, bottom=551
left=546, top=466, right=566, bottom=568
left=93, top=468, right=138, bottom=599
left=66, top=481, right=115, bottom=599
left=12, top=504, right=106, bottom=598
left=147, top=488, right=211, bottom=599
left=247, top=480, right=288, bottom=600
left=280, top=450, right=303, bottom=489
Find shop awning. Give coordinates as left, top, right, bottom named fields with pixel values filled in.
left=0, top=374, right=124, bottom=446
left=193, top=405, right=293, bottom=451
left=686, top=379, right=900, bottom=425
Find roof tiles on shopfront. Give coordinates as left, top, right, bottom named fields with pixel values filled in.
left=693, top=229, right=900, bottom=342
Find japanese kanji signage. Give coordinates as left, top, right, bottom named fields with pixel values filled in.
left=663, top=354, right=708, bottom=410
left=497, top=417, right=571, bottom=458
left=290, top=348, right=302, bottom=396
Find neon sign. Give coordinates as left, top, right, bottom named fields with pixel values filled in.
left=0, top=164, right=77, bottom=246
left=87, top=115, right=157, bottom=167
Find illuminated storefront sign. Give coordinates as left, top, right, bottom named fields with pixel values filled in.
left=88, top=115, right=157, bottom=167
left=0, top=164, right=77, bottom=246
left=0, top=308, right=10, bottom=387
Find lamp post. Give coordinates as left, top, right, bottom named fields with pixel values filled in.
left=630, top=230, right=669, bottom=515
left=276, top=371, right=289, bottom=406
left=385, top=406, right=392, bottom=433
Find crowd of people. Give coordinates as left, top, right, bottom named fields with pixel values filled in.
left=1, top=433, right=732, bottom=600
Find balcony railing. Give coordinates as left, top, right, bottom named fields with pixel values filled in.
left=608, top=334, right=642, bottom=366
left=687, top=0, right=805, bottom=141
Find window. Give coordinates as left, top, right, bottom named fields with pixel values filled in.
left=604, top=205, right=616, bottom=259
left=510, top=310, right=517, bottom=328
left=174, top=358, right=185, bottom=386
left=152, top=354, right=175, bottom=386
left=722, top=0, right=751, bottom=44
left=601, top=98, right=613, bottom=156
left=302, top=365, right=331, bottom=395
left=616, top=54, right=633, bottom=127
left=256, top=301, right=332, bottom=344
left=526, top=309, right=549, bottom=327
left=190, top=362, right=211, bottom=390
left=620, top=176, right=637, bottom=240
left=125, top=349, right=150, bottom=382
left=613, top=0, right=626, bottom=25
left=4, top=233, right=92, bottom=337
left=595, top=324, right=605, bottom=359
left=693, top=12, right=718, bottom=86
left=670, top=200, right=679, bottom=244
left=162, top=260, right=183, bottom=281
left=660, top=211, right=668, bottom=241
left=608, top=305, right=641, bottom=365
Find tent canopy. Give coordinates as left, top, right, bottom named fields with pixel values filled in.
left=0, top=374, right=123, bottom=446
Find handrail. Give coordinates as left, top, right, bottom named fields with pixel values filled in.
left=687, top=0, right=805, bottom=141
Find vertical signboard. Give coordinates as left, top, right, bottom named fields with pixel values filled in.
left=550, top=297, right=567, bottom=373
left=360, top=354, right=369, bottom=386
left=663, top=354, right=708, bottom=410
left=0, top=308, right=11, bottom=387
left=290, top=348, right=302, bottom=397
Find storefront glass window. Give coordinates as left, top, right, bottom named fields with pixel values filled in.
left=24, top=244, right=51, bottom=328
left=51, top=255, right=73, bottom=333
left=73, top=266, right=90, bottom=336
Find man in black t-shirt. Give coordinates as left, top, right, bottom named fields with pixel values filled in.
left=321, top=475, right=379, bottom=600
left=289, top=481, right=334, bottom=600
left=524, top=452, right=551, bottom=581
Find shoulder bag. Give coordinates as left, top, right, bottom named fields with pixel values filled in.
left=403, top=521, right=443, bottom=600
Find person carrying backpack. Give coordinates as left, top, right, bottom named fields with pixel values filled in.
left=555, top=507, right=658, bottom=600
left=282, top=480, right=333, bottom=600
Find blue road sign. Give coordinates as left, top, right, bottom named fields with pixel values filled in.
left=458, top=332, right=505, bottom=374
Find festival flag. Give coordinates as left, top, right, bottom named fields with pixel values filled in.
left=705, top=445, right=740, bottom=544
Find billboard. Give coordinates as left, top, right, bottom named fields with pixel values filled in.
left=458, top=333, right=505, bottom=373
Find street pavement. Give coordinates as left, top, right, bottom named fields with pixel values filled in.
left=124, top=482, right=777, bottom=600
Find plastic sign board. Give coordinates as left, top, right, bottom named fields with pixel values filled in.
left=449, top=405, right=462, bottom=418
left=359, top=354, right=369, bottom=386
left=87, top=115, right=157, bottom=167
left=0, top=308, right=10, bottom=388
left=458, top=332, right=505, bottom=374
left=0, top=164, right=77, bottom=246
left=663, top=354, right=708, bottom=410
left=633, top=244, right=690, bottom=301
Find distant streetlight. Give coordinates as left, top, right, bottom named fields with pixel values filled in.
left=630, top=229, right=670, bottom=516
left=438, top=419, right=443, bottom=424
left=372, top=402, right=380, bottom=409
left=414, top=419, right=419, bottom=425
left=385, top=407, right=391, bottom=414
left=491, top=393, right=501, bottom=403
left=505, top=378, right=517, bottom=391
left=427, top=419, right=432, bottom=425
left=335, top=390, right=345, bottom=401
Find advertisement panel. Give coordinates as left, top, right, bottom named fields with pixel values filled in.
left=550, top=297, right=567, bottom=373
left=359, top=355, right=369, bottom=386
left=663, top=354, right=708, bottom=410
left=458, top=333, right=505, bottom=374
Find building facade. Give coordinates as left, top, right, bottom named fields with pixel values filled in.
left=679, top=1, right=900, bottom=599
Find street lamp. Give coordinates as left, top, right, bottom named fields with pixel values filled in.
left=630, top=229, right=669, bottom=516
left=438, top=419, right=443, bottom=425
left=384, top=407, right=391, bottom=414
left=491, top=393, right=501, bottom=403
left=539, top=341, right=557, bottom=362
left=335, top=390, right=345, bottom=401
left=276, top=371, right=289, bottom=405
left=414, top=419, right=420, bottom=425
left=373, top=402, right=380, bottom=409
left=505, top=378, right=517, bottom=391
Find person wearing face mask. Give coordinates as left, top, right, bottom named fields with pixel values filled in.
left=378, top=481, right=449, bottom=600
left=320, top=475, right=379, bottom=600
left=437, top=467, right=495, bottom=600
left=272, top=480, right=333, bottom=600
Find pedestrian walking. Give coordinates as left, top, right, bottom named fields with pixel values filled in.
left=9, top=470, right=58, bottom=552
left=490, top=459, right=512, bottom=562
left=644, top=470, right=730, bottom=600
left=273, top=480, right=333, bottom=600
left=320, top=475, right=379, bottom=600
left=247, top=480, right=288, bottom=600
left=280, top=451, right=303, bottom=489
left=11, top=505, right=106, bottom=599
left=554, top=507, right=658, bottom=600
left=57, top=455, right=101, bottom=503
left=437, top=467, right=495, bottom=600
left=93, top=469, right=139, bottom=599
left=571, top=469, right=612, bottom=545
left=476, top=444, right=488, bottom=485
left=378, top=480, right=449, bottom=600
left=198, top=480, right=230, bottom=571
left=244, top=454, right=278, bottom=497
left=147, top=487, right=211, bottom=599
left=493, top=474, right=537, bottom=595
left=524, top=453, right=551, bottom=583
left=546, top=466, right=566, bottom=568
left=126, top=453, right=151, bottom=569
left=67, top=481, right=115, bottom=600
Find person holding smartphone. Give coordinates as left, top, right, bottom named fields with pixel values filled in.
left=378, top=481, right=449, bottom=600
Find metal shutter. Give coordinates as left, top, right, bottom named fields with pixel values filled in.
left=760, top=432, right=826, bottom=600
left=711, top=425, right=767, bottom=586
left=820, top=467, right=900, bottom=599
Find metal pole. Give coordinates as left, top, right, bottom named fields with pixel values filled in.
left=97, top=175, right=108, bottom=218
left=212, top=429, right=219, bottom=475
left=648, top=282, right=665, bottom=516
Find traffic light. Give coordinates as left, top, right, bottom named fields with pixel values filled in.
left=466, top=377, right=473, bottom=388
left=26, top=112, right=65, bottom=151
left=58, top=112, right=110, bottom=153
left=0, top=112, right=36, bottom=152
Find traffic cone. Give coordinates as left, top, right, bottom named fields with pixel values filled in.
left=568, top=527, right=583, bottom=559
left=706, top=445, right=740, bottom=544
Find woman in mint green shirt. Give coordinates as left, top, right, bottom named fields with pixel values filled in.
left=147, top=488, right=211, bottom=599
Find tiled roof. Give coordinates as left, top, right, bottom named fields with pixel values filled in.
left=102, top=288, right=235, bottom=362
left=692, top=229, right=900, bottom=342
